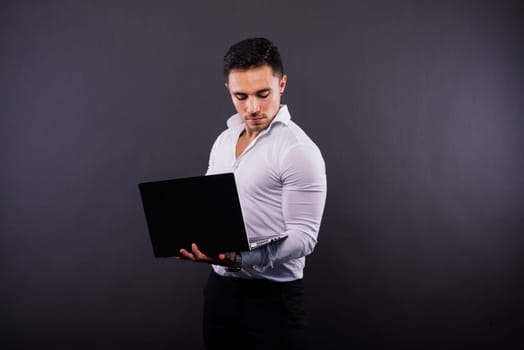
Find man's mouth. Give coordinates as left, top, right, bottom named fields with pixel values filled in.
left=247, top=115, right=265, bottom=122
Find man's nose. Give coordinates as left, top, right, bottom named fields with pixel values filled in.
left=246, top=96, right=260, bottom=114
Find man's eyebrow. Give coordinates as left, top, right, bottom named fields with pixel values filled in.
left=233, top=88, right=272, bottom=95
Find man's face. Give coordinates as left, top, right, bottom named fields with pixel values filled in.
left=226, top=65, right=287, bottom=136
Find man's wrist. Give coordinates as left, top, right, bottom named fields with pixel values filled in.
left=226, top=252, right=242, bottom=272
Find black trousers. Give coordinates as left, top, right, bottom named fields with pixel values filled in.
left=203, top=271, right=309, bottom=350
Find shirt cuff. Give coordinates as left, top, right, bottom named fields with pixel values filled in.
left=240, top=249, right=264, bottom=267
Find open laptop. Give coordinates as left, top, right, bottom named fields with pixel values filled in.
left=138, top=172, right=287, bottom=258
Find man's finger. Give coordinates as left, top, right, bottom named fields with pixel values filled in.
left=179, top=248, right=195, bottom=260
left=191, top=243, right=207, bottom=260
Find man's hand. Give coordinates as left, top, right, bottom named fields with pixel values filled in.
left=176, top=243, right=237, bottom=267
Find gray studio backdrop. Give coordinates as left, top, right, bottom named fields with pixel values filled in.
left=1, top=1, right=523, bottom=349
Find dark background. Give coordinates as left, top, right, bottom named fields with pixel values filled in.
left=1, top=1, right=523, bottom=349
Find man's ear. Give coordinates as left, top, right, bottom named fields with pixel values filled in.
left=280, top=74, right=288, bottom=93
left=224, top=82, right=229, bottom=91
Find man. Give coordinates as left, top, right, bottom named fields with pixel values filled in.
left=178, top=37, right=327, bottom=349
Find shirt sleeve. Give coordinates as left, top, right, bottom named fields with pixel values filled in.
left=205, top=137, right=218, bottom=176
left=242, top=143, right=327, bottom=270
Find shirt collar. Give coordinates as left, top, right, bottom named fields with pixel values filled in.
left=226, top=104, right=291, bottom=129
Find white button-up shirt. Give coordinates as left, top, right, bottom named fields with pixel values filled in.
left=206, top=105, right=327, bottom=281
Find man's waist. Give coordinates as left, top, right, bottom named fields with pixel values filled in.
left=211, top=270, right=303, bottom=294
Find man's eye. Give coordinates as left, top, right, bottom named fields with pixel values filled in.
left=258, top=92, right=270, bottom=99
left=235, top=95, right=247, bottom=101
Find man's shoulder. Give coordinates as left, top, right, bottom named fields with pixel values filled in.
left=271, top=119, right=318, bottom=149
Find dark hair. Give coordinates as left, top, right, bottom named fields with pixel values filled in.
left=223, top=37, right=284, bottom=80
